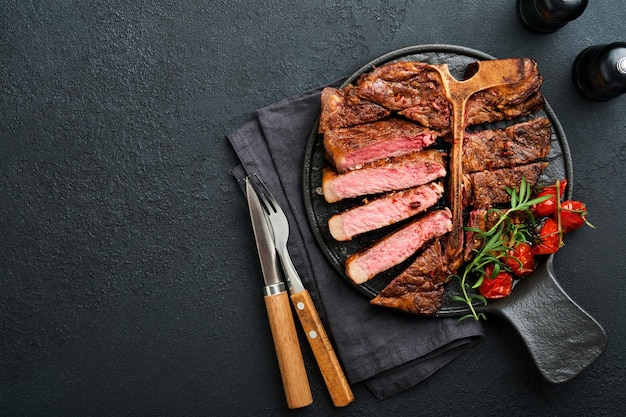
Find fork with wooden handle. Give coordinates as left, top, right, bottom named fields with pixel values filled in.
left=250, top=175, right=354, bottom=407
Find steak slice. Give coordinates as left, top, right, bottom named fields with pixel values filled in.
left=370, top=239, right=447, bottom=314
left=345, top=209, right=452, bottom=284
left=463, top=118, right=552, bottom=173
left=319, top=85, right=390, bottom=133
left=463, top=162, right=548, bottom=208
left=322, top=149, right=446, bottom=203
left=465, top=58, right=545, bottom=126
left=328, top=181, right=444, bottom=241
left=355, top=61, right=451, bottom=130
left=324, top=118, right=438, bottom=173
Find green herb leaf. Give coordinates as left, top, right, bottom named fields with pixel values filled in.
left=451, top=176, right=541, bottom=321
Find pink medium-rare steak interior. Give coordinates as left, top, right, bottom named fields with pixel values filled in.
left=324, top=119, right=437, bottom=172
left=322, top=149, right=446, bottom=203
left=345, top=209, right=452, bottom=284
left=328, top=181, right=444, bottom=241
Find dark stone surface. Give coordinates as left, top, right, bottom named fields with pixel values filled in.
left=1, top=1, right=624, bottom=416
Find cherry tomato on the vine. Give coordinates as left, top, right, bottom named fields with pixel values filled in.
left=532, top=217, right=560, bottom=255
left=532, top=179, right=568, bottom=217
left=504, top=242, right=535, bottom=277
left=559, top=200, right=589, bottom=234
left=478, top=264, right=514, bottom=299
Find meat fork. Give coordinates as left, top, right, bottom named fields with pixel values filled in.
left=249, top=174, right=354, bottom=407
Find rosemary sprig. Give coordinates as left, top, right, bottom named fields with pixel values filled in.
left=449, top=177, right=550, bottom=321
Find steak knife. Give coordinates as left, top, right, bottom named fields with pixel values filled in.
left=245, top=178, right=313, bottom=409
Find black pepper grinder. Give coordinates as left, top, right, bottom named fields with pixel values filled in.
left=517, top=0, right=588, bottom=33
left=573, top=42, right=626, bottom=101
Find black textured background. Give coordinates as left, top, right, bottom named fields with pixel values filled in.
left=1, top=1, right=625, bottom=416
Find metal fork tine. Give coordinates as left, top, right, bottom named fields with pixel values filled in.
left=252, top=174, right=280, bottom=214
left=247, top=175, right=271, bottom=214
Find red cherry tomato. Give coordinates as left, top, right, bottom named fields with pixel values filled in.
left=559, top=200, right=588, bottom=234
left=532, top=179, right=568, bottom=217
left=505, top=242, right=535, bottom=277
left=532, top=217, right=560, bottom=255
left=478, top=264, right=513, bottom=299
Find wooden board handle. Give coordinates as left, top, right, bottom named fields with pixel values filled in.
left=291, top=290, right=354, bottom=407
left=264, top=291, right=313, bottom=409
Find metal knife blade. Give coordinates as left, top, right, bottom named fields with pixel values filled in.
left=244, top=177, right=313, bottom=409
left=245, top=178, right=282, bottom=292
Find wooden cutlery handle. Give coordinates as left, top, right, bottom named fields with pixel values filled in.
left=291, top=290, right=354, bottom=407
left=264, top=291, right=313, bottom=409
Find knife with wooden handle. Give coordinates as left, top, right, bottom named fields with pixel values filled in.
left=272, top=224, right=354, bottom=407
left=245, top=179, right=312, bottom=409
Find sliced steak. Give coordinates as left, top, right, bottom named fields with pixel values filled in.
left=319, top=85, right=390, bottom=133
left=465, top=58, right=545, bottom=126
left=370, top=239, right=447, bottom=314
left=345, top=209, right=452, bottom=284
left=355, top=61, right=451, bottom=130
left=322, top=149, right=446, bottom=203
left=324, top=118, right=438, bottom=172
left=463, top=118, right=552, bottom=173
left=463, top=162, right=548, bottom=208
left=328, top=181, right=444, bottom=241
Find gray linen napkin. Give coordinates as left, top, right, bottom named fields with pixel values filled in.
left=227, top=84, right=484, bottom=399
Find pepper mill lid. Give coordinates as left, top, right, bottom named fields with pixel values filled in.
left=617, top=57, right=626, bottom=74
left=517, top=0, right=589, bottom=33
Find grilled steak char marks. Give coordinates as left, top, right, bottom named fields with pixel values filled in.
left=463, top=162, right=548, bottom=208
left=355, top=61, right=451, bottom=131
left=317, top=57, right=551, bottom=315
left=464, top=58, right=545, bottom=126
left=319, top=58, right=544, bottom=133
left=319, top=85, right=391, bottom=133
left=370, top=239, right=447, bottom=314
left=324, top=119, right=438, bottom=173
left=463, top=118, right=551, bottom=173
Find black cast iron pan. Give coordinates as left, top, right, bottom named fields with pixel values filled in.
left=303, top=45, right=607, bottom=383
